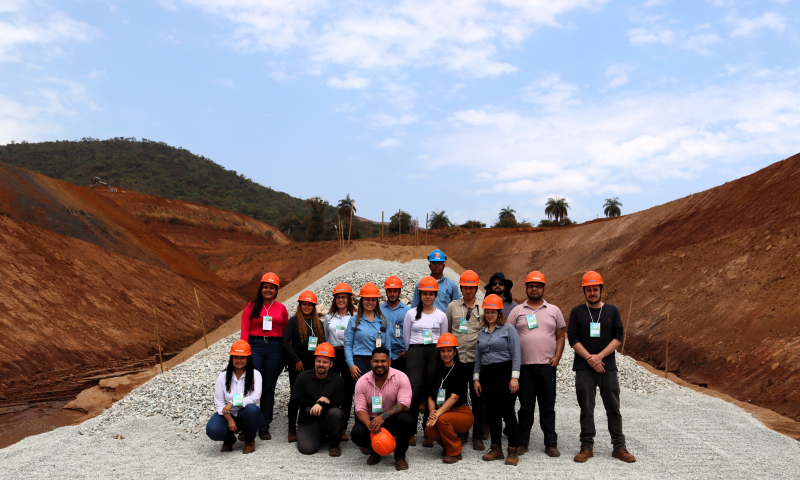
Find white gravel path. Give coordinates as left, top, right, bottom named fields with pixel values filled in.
left=3, top=260, right=799, bottom=479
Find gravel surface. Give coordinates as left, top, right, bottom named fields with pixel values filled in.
left=3, top=260, right=799, bottom=479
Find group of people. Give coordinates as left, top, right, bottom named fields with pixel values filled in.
left=206, top=249, right=636, bottom=470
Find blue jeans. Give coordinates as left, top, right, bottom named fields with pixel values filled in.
left=206, top=404, right=262, bottom=443
left=250, top=337, right=284, bottom=433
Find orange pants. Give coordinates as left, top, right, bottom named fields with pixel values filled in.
left=424, top=405, right=474, bottom=456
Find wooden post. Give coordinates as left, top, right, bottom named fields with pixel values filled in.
left=153, top=308, right=164, bottom=373
left=621, top=297, right=633, bottom=355
left=665, top=312, right=670, bottom=379
left=381, top=211, right=384, bottom=243
left=339, top=216, right=344, bottom=249
left=398, top=208, right=402, bottom=240
left=347, top=200, right=354, bottom=246
left=194, top=287, right=209, bottom=349
left=425, top=213, right=429, bottom=245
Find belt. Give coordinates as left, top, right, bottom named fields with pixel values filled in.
left=353, top=355, right=371, bottom=360
left=334, top=346, right=344, bottom=350
left=249, top=335, right=282, bottom=341
left=409, top=344, right=436, bottom=349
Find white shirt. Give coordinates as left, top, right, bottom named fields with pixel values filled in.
left=403, top=309, right=448, bottom=349
left=213, top=369, right=262, bottom=416
left=323, top=312, right=352, bottom=347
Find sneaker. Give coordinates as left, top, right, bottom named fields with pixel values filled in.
left=443, top=454, right=462, bottom=464
left=395, top=455, right=409, bottom=471
left=242, top=441, right=256, bottom=454
left=518, top=443, right=528, bottom=455
left=482, top=444, right=505, bottom=461
left=573, top=448, right=593, bottom=463
left=505, top=447, right=519, bottom=466
left=612, top=448, right=636, bottom=463
left=287, top=427, right=297, bottom=443
left=472, top=438, right=485, bottom=451
left=220, top=442, right=234, bottom=452
left=366, top=453, right=381, bottom=465
left=259, top=431, right=271, bottom=441
left=545, top=445, right=561, bottom=457
left=329, top=445, right=342, bottom=457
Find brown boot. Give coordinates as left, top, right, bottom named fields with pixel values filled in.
left=545, top=445, right=561, bottom=457
left=517, top=443, right=528, bottom=455
left=422, top=436, right=434, bottom=448
left=259, top=431, right=271, bottom=441
left=443, top=453, right=462, bottom=464
left=505, top=447, right=519, bottom=466
left=612, top=448, right=636, bottom=463
left=341, top=433, right=349, bottom=442
left=366, top=453, right=381, bottom=465
left=242, top=441, right=256, bottom=454
left=574, top=448, right=593, bottom=462
left=361, top=447, right=373, bottom=455
left=220, top=442, right=234, bottom=452
left=329, top=445, right=341, bottom=457
left=408, top=436, right=416, bottom=446
left=287, top=427, right=297, bottom=443
left=395, top=455, right=409, bottom=471
left=473, top=437, right=485, bottom=451
left=482, top=444, right=505, bottom=461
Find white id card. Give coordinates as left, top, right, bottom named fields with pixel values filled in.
left=590, top=323, right=601, bottom=337
left=395, top=324, right=402, bottom=338
left=232, top=393, right=243, bottom=407
left=436, top=388, right=446, bottom=406
left=376, top=337, right=382, bottom=348
left=308, top=336, right=318, bottom=350
left=422, top=329, right=433, bottom=344
left=263, top=316, right=273, bottom=331
left=526, top=314, right=538, bottom=329
left=372, top=396, right=383, bottom=413
left=336, top=325, right=345, bottom=339
left=458, top=318, right=468, bottom=333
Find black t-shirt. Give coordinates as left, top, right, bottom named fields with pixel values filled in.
left=429, top=362, right=468, bottom=408
left=283, top=316, right=323, bottom=366
left=567, top=303, right=624, bottom=372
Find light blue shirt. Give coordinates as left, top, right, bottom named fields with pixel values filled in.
left=344, top=314, right=395, bottom=368
left=323, top=311, right=352, bottom=348
left=411, top=276, right=461, bottom=313
left=473, top=323, right=521, bottom=379
left=380, top=302, right=411, bottom=360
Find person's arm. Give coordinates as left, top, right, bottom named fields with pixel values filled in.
left=240, top=303, right=253, bottom=342
left=551, top=327, right=566, bottom=366
left=282, top=318, right=303, bottom=366
left=451, top=279, right=461, bottom=302
left=439, top=311, right=449, bottom=334
left=567, top=307, right=579, bottom=348
left=213, top=374, right=228, bottom=416
left=243, top=371, right=262, bottom=407
left=507, top=325, right=521, bottom=394
left=429, top=392, right=460, bottom=426
left=344, top=317, right=356, bottom=368
left=572, top=342, right=605, bottom=373
left=329, top=376, right=346, bottom=409
left=403, top=310, right=412, bottom=350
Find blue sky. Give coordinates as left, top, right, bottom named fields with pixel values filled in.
left=1, top=0, right=799, bottom=226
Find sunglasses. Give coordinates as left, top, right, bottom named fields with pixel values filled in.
left=491, top=281, right=504, bottom=286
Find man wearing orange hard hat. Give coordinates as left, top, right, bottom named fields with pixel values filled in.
left=568, top=271, right=635, bottom=464
left=380, top=275, right=411, bottom=373
left=507, top=271, right=566, bottom=457
left=291, top=342, right=347, bottom=457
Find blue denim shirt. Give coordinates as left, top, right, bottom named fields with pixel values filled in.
left=380, top=301, right=411, bottom=360
left=344, top=314, right=395, bottom=368
left=474, top=323, right=521, bottom=379
left=411, top=276, right=461, bottom=313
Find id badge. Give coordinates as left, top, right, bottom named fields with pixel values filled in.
left=336, top=325, right=345, bottom=339
left=372, top=396, right=383, bottom=413
left=436, top=388, right=446, bottom=406
left=526, top=314, right=538, bottom=329
left=263, top=316, right=273, bottom=331
left=376, top=337, right=382, bottom=348
left=232, top=393, right=243, bottom=407
left=308, top=336, right=318, bottom=350
left=395, top=324, right=402, bottom=338
left=422, top=329, right=432, bottom=344
left=590, top=323, right=601, bottom=337
left=458, top=318, right=468, bottom=333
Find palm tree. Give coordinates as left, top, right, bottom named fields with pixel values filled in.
left=545, top=197, right=570, bottom=225
left=604, top=197, right=622, bottom=217
left=336, top=194, right=356, bottom=217
left=428, top=210, right=452, bottom=229
left=498, top=206, right=516, bottom=223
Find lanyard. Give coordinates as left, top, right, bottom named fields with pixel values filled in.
left=527, top=303, right=544, bottom=316
left=304, top=318, right=315, bottom=336
left=262, top=300, right=274, bottom=317
left=373, top=376, right=386, bottom=398
left=440, top=365, right=455, bottom=389
left=586, top=304, right=603, bottom=323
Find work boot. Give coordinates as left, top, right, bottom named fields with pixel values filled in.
left=458, top=434, right=467, bottom=446
left=220, top=442, right=234, bottom=452
left=329, top=445, right=341, bottom=457
left=545, top=445, right=561, bottom=457
left=366, top=453, right=381, bottom=465
left=395, top=455, right=409, bottom=471
left=517, top=443, right=528, bottom=455
left=473, top=437, right=485, bottom=451
left=242, top=441, right=256, bottom=454
left=341, top=433, right=349, bottom=442
left=422, top=436, right=434, bottom=448
left=259, top=431, right=271, bottom=441
left=612, top=448, right=636, bottom=463
left=408, top=436, right=417, bottom=446
left=573, top=448, right=593, bottom=462
left=443, top=453, right=462, bottom=464
left=482, top=444, right=505, bottom=461
left=287, top=427, right=297, bottom=443
left=505, top=447, right=519, bottom=466
left=361, top=447, right=373, bottom=455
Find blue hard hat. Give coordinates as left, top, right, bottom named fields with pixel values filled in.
left=428, top=249, right=446, bottom=262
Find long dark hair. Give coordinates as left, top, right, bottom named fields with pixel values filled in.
left=250, top=282, right=278, bottom=320
left=415, top=290, right=439, bottom=319
left=225, top=355, right=256, bottom=394
left=354, top=297, right=386, bottom=329
left=295, top=303, right=326, bottom=343
left=327, top=293, right=355, bottom=317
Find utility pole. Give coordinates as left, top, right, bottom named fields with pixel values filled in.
left=381, top=211, right=384, bottom=243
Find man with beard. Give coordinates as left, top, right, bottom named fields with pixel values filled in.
left=567, top=271, right=636, bottom=464
left=445, top=270, right=486, bottom=450
left=507, top=271, right=565, bottom=457
left=380, top=275, right=411, bottom=373
left=411, top=250, right=460, bottom=313
left=351, top=346, right=414, bottom=470
left=291, top=342, right=346, bottom=456
left=485, top=272, right=518, bottom=318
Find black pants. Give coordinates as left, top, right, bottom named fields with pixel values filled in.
left=575, top=369, right=625, bottom=450
left=392, top=355, right=407, bottom=374
left=297, top=407, right=346, bottom=455
left=518, top=364, right=558, bottom=447
left=351, top=412, right=415, bottom=458
left=288, top=355, right=316, bottom=430
left=407, top=344, right=438, bottom=433
left=481, top=361, right=518, bottom=448
left=331, top=348, right=355, bottom=423
left=457, top=361, right=485, bottom=439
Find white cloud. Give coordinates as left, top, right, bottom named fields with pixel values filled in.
left=604, top=64, right=636, bottom=88
left=377, top=138, right=401, bottom=148
left=628, top=27, right=676, bottom=45
left=370, top=113, right=420, bottom=127
left=628, top=26, right=720, bottom=55
left=519, top=74, right=581, bottom=110
left=728, top=12, right=786, bottom=37
left=327, top=74, right=370, bottom=89
left=0, top=10, right=100, bottom=62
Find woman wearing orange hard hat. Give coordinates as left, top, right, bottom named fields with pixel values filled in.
left=283, top=290, right=326, bottom=443
left=424, top=333, right=474, bottom=463
left=403, top=275, right=450, bottom=446
left=473, top=294, right=522, bottom=466
left=240, top=272, right=289, bottom=439
left=344, top=283, right=395, bottom=381
left=323, top=282, right=356, bottom=432
left=206, top=340, right=262, bottom=454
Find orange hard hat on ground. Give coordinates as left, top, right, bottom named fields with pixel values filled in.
left=459, top=270, right=480, bottom=287
left=384, top=275, right=403, bottom=289
left=419, top=276, right=439, bottom=292
left=333, top=283, right=353, bottom=295
left=314, top=342, right=336, bottom=358
left=359, top=282, right=381, bottom=298
left=298, top=290, right=318, bottom=304
left=370, top=428, right=397, bottom=456
left=525, top=271, right=546, bottom=285
left=582, top=271, right=603, bottom=287
left=230, top=340, right=252, bottom=356
left=482, top=294, right=503, bottom=310
left=437, top=332, right=459, bottom=348
left=260, top=272, right=280, bottom=287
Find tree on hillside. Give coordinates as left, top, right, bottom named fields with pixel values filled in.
left=389, top=210, right=412, bottom=235
left=428, top=210, right=452, bottom=229
left=279, top=215, right=304, bottom=240
left=336, top=194, right=356, bottom=240
left=604, top=197, right=622, bottom=217
left=493, top=206, right=517, bottom=228
left=460, top=220, right=486, bottom=228
left=545, top=197, right=570, bottom=225
left=306, top=197, right=329, bottom=242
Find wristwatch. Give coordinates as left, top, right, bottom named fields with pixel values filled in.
left=381, top=412, right=389, bottom=420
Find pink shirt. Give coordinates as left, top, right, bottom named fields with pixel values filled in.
left=240, top=301, right=289, bottom=342
left=507, top=300, right=566, bottom=365
left=354, top=368, right=412, bottom=418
